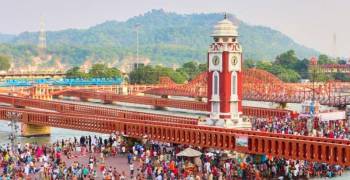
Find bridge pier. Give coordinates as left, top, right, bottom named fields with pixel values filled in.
left=103, top=100, right=114, bottom=104
left=14, top=105, right=25, bottom=109
left=12, top=104, right=51, bottom=137
left=80, top=97, right=89, bottom=102
left=195, top=96, right=207, bottom=102
left=278, top=102, right=287, bottom=109
left=161, top=95, right=169, bottom=98
left=21, top=124, right=51, bottom=137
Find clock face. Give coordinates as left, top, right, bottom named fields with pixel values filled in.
left=212, top=55, right=220, bottom=65
left=231, top=55, right=238, bottom=66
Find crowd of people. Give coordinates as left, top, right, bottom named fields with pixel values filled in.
left=0, top=130, right=348, bottom=179
left=0, top=134, right=130, bottom=179
left=251, top=115, right=350, bottom=139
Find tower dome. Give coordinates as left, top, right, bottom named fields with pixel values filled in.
left=211, top=16, right=238, bottom=37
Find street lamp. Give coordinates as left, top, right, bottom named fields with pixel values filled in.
left=6, top=111, right=22, bottom=151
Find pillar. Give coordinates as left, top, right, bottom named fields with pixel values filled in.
left=121, top=85, right=128, bottom=95
left=21, top=124, right=51, bottom=137
left=104, top=100, right=114, bottom=104
left=80, top=97, right=89, bottom=102
left=195, top=96, right=204, bottom=102
left=52, top=95, right=59, bottom=99
left=278, top=102, right=287, bottom=109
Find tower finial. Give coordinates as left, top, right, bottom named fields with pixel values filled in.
left=224, top=12, right=227, bottom=19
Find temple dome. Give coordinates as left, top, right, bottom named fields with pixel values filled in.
left=211, top=18, right=238, bottom=37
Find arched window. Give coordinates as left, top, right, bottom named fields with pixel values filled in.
left=231, top=72, right=237, bottom=95
left=213, top=72, right=219, bottom=95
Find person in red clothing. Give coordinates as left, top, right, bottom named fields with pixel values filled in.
left=173, top=167, right=178, bottom=177
left=146, top=165, right=152, bottom=178
left=55, top=151, right=61, bottom=164
left=212, top=166, right=218, bottom=177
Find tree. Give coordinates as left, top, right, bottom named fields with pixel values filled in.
left=0, top=55, right=11, bottom=71
left=198, top=63, right=208, bottom=72
left=309, top=65, right=332, bottom=82
left=256, top=61, right=273, bottom=72
left=275, top=50, right=299, bottom=70
left=243, top=59, right=256, bottom=69
left=294, top=58, right=309, bottom=79
left=277, top=69, right=301, bottom=82
left=105, top=67, right=122, bottom=78
left=67, top=64, right=121, bottom=79
left=178, top=62, right=207, bottom=80
left=177, top=61, right=200, bottom=80
left=256, top=61, right=301, bottom=83
left=130, top=66, right=163, bottom=84
left=89, top=64, right=121, bottom=78
left=318, top=54, right=335, bottom=65
left=129, top=65, right=186, bottom=84
left=66, top=66, right=90, bottom=78
left=338, top=59, right=347, bottom=65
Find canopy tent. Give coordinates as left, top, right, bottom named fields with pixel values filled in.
left=176, top=148, right=202, bottom=157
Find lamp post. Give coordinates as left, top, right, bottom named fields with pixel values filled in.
left=308, top=63, right=318, bottom=134
left=6, top=112, right=21, bottom=151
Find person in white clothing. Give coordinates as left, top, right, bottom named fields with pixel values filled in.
left=129, top=163, right=134, bottom=178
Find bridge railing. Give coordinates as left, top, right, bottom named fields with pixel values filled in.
left=0, top=94, right=197, bottom=125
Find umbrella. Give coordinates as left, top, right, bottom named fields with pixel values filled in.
left=176, top=148, right=202, bottom=157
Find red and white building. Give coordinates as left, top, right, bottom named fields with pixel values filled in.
left=204, top=16, right=251, bottom=129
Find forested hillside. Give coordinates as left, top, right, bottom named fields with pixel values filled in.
left=0, top=9, right=319, bottom=67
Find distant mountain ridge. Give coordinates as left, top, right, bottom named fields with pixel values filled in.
left=0, top=9, right=319, bottom=68
left=0, top=33, right=15, bottom=43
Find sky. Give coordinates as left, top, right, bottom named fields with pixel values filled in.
left=1, top=0, right=349, bottom=57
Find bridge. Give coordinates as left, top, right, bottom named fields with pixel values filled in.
left=0, top=78, right=122, bottom=87
left=1, top=68, right=350, bottom=106
left=0, top=83, right=161, bottom=100
left=0, top=95, right=349, bottom=165
left=0, top=72, right=65, bottom=79
left=144, top=69, right=350, bottom=107
left=52, top=89, right=291, bottom=117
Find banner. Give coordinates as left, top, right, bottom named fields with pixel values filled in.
left=319, top=111, right=345, bottom=121
left=236, top=135, right=248, bottom=147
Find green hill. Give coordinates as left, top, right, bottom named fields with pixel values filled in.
left=0, top=9, right=319, bottom=67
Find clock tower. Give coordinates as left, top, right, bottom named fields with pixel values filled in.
left=205, top=15, right=251, bottom=129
